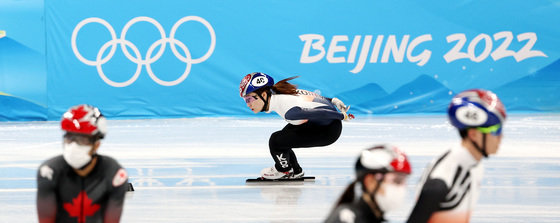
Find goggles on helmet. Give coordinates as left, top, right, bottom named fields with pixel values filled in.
left=476, top=123, right=502, bottom=136
left=243, top=95, right=259, bottom=104
left=64, top=133, right=95, bottom=146
left=384, top=172, right=408, bottom=185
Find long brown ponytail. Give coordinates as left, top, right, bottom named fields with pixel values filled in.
left=271, top=76, right=299, bottom=95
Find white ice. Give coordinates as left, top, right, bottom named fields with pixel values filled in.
left=1, top=114, right=559, bottom=222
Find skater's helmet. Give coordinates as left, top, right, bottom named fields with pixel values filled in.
left=61, top=104, right=107, bottom=139
left=355, top=144, right=411, bottom=180
left=239, top=72, right=274, bottom=97
left=448, top=89, right=506, bottom=134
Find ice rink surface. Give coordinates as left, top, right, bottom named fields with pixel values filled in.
left=1, top=114, right=559, bottom=223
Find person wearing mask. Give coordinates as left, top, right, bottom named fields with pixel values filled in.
left=37, top=104, right=128, bottom=223
left=325, top=144, right=412, bottom=223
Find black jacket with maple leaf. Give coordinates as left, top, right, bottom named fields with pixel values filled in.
left=36, top=155, right=128, bottom=223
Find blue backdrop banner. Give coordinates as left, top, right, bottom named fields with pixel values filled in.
left=1, top=0, right=559, bottom=120
left=0, top=0, right=47, bottom=120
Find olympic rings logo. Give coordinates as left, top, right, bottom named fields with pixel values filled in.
left=71, top=16, right=215, bottom=87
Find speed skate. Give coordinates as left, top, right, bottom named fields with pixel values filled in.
left=246, top=176, right=315, bottom=183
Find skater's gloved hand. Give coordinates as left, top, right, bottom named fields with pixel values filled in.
left=343, top=113, right=355, bottom=121
left=332, top=98, right=353, bottom=121
left=331, top=98, right=349, bottom=113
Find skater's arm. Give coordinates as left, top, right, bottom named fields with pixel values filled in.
left=104, top=169, right=128, bottom=223
left=36, top=164, right=57, bottom=223
left=407, top=178, right=448, bottom=223
left=285, top=106, right=344, bottom=121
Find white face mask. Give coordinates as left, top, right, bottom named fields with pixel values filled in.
left=375, top=183, right=407, bottom=213
left=63, top=142, right=93, bottom=169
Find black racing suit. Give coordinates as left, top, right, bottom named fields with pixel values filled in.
left=267, top=89, right=344, bottom=173
left=37, top=155, right=128, bottom=223
left=325, top=197, right=385, bottom=223
left=407, top=146, right=483, bottom=223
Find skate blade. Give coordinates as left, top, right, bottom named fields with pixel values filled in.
left=245, top=176, right=315, bottom=183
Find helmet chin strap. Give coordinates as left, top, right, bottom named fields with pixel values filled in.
left=364, top=175, right=384, bottom=218
left=257, top=92, right=270, bottom=112
left=470, top=133, right=488, bottom=158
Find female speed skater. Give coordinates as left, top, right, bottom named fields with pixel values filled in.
left=239, top=72, right=354, bottom=179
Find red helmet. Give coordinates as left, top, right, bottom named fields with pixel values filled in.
left=61, top=105, right=107, bottom=138
left=355, top=144, right=411, bottom=179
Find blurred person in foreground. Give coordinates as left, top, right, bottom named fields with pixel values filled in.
left=325, top=144, right=412, bottom=223
left=407, top=89, right=506, bottom=223
left=37, top=104, right=128, bottom=223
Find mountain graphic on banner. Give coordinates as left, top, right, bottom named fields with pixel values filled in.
left=355, top=74, right=453, bottom=114
left=0, top=93, right=47, bottom=121
left=494, top=59, right=560, bottom=111
left=336, top=83, right=388, bottom=106
left=0, top=37, right=47, bottom=121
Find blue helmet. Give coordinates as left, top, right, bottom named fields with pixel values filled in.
left=448, top=89, right=506, bottom=131
left=239, top=72, right=274, bottom=97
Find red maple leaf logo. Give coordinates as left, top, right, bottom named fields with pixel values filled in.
left=71, top=106, right=90, bottom=120
left=63, top=191, right=100, bottom=223
left=61, top=105, right=97, bottom=134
